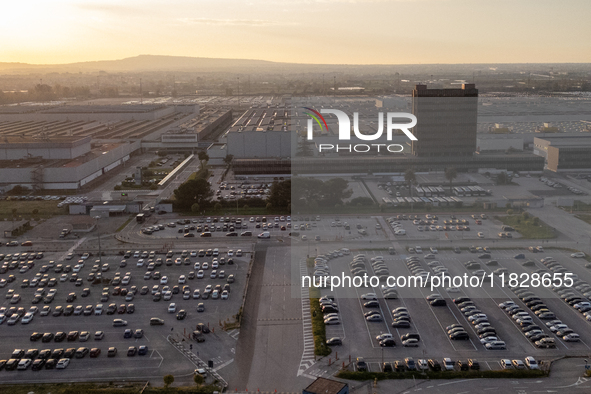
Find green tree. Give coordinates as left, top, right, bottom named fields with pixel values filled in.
left=194, top=373, right=204, bottom=385
left=197, top=151, right=210, bottom=168
left=191, top=203, right=200, bottom=214
left=404, top=168, right=416, bottom=190
left=507, top=209, right=514, bottom=215
left=321, top=178, right=352, bottom=206
left=163, top=374, right=174, bottom=388
left=348, top=196, right=374, bottom=206
left=267, top=180, right=291, bottom=209
left=497, top=172, right=508, bottom=185
left=173, top=178, right=213, bottom=211
left=291, top=177, right=324, bottom=209
left=214, top=202, right=222, bottom=211
left=223, top=154, right=234, bottom=166
left=445, top=167, right=457, bottom=194
left=297, top=138, right=313, bottom=157
left=7, top=185, right=29, bottom=195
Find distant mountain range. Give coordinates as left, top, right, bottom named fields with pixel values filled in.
left=0, top=55, right=278, bottom=74
left=0, top=55, right=589, bottom=75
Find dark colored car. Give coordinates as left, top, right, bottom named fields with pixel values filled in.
left=67, top=331, right=79, bottom=341
left=51, top=349, right=64, bottom=359
left=428, top=359, right=441, bottom=371
left=89, top=348, right=101, bottom=358
left=123, top=329, right=133, bottom=339
left=53, top=306, right=64, bottom=316
left=5, top=359, right=19, bottom=371
left=30, top=332, right=43, bottom=342
left=44, top=359, right=57, bottom=369
left=38, top=349, right=51, bottom=359
left=54, top=332, right=66, bottom=342
left=138, top=345, right=148, bottom=356
left=32, top=359, right=46, bottom=370
left=127, top=346, right=137, bottom=357
left=176, top=310, right=187, bottom=320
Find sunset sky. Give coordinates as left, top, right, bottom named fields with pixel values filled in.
left=2, top=0, right=589, bottom=65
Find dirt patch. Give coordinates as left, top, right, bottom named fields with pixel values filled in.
left=16, top=215, right=132, bottom=240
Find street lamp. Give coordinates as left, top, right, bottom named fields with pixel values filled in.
left=94, top=216, right=102, bottom=263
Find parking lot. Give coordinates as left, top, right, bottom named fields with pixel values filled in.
left=297, top=213, right=591, bottom=374
left=0, top=245, right=250, bottom=380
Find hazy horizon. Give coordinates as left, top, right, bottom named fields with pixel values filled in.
left=3, top=0, right=591, bottom=65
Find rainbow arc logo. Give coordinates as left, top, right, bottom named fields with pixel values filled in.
left=303, top=107, right=328, bottom=132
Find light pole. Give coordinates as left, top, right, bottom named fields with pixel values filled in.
left=94, top=216, right=102, bottom=263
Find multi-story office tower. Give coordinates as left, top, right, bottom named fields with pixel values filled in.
left=411, top=84, right=478, bottom=157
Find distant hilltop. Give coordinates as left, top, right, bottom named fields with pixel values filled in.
left=0, top=54, right=275, bottom=74
left=1, top=55, right=590, bottom=75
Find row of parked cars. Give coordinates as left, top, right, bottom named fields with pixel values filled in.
left=449, top=296, right=502, bottom=346
left=356, top=355, right=540, bottom=373
left=498, top=299, right=558, bottom=348
left=0, top=343, right=150, bottom=371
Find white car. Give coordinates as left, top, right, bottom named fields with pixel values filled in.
left=236, top=249, right=243, bottom=257
left=178, top=275, right=186, bottom=284
left=212, top=261, right=219, bottom=269
left=56, top=358, right=70, bottom=369
left=193, top=289, right=201, bottom=299
left=95, top=304, right=103, bottom=315
left=257, top=232, right=271, bottom=239
left=524, top=356, right=539, bottom=369
left=210, top=270, right=217, bottom=279
left=361, top=293, right=377, bottom=300
left=443, top=358, right=454, bottom=370
left=221, top=290, right=229, bottom=300
left=17, top=359, right=32, bottom=370
left=477, top=232, right=484, bottom=238
left=202, top=262, right=209, bottom=270
left=571, top=252, right=586, bottom=258
left=197, top=270, right=204, bottom=279
left=366, top=314, right=382, bottom=322
left=136, top=259, right=145, bottom=267
left=417, top=359, right=429, bottom=370
left=60, top=274, right=68, bottom=282
left=228, top=250, right=234, bottom=257
left=21, top=312, right=34, bottom=324
left=324, top=316, right=340, bottom=325
left=445, top=287, right=461, bottom=293
left=168, top=303, right=177, bottom=313
left=480, top=336, right=498, bottom=344
left=160, top=276, right=168, bottom=285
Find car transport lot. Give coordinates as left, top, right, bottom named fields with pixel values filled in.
left=0, top=246, right=250, bottom=382
left=305, top=240, right=591, bottom=373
